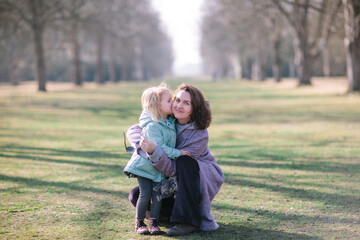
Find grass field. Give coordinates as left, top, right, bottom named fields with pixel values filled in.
left=0, top=78, right=359, bottom=239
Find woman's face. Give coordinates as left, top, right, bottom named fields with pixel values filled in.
left=172, top=90, right=193, bottom=124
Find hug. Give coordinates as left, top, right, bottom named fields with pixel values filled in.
left=124, top=83, right=224, bottom=236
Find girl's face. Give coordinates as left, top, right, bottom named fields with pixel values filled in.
left=172, top=90, right=193, bottom=124
left=159, top=90, right=173, bottom=119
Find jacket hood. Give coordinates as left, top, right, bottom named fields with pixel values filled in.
left=139, top=109, right=176, bottom=130
left=139, top=110, right=154, bottom=128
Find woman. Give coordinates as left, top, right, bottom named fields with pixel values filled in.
left=127, top=83, right=224, bottom=236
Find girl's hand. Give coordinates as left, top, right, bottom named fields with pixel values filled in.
left=140, top=136, right=157, bottom=154
left=180, top=149, right=191, bottom=156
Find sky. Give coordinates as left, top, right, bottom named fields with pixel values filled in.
left=151, top=0, right=204, bottom=76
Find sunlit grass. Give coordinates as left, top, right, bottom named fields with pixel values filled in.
left=0, top=78, right=359, bottom=239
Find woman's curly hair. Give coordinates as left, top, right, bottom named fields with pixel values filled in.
left=175, top=83, right=211, bottom=130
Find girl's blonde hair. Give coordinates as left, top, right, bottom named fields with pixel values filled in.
left=141, top=82, right=170, bottom=122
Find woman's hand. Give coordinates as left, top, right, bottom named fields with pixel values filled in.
left=140, top=136, right=157, bottom=154
left=180, top=149, right=191, bottom=156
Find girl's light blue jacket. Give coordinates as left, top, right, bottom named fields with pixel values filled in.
left=123, top=110, right=181, bottom=182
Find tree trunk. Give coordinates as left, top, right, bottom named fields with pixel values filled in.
left=28, top=0, right=47, bottom=91
left=230, top=55, right=241, bottom=80
left=121, top=61, right=128, bottom=81
left=108, top=59, right=117, bottom=82
left=295, top=37, right=312, bottom=85
left=33, top=25, right=47, bottom=91
left=345, top=37, right=360, bottom=91
left=9, top=48, right=20, bottom=86
left=243, top=59, right=252, bottom=79
left=9, top=64, right=20, bottom=86
left=108, top=39, right=117, bottom=82
left=95, top=31, right=104, bottom=84
left=289, top=62, right=296, bottom=78
left=322, top=47, right=331, bottom=77
left=273, top=38, right=282, bottom=82
left=71, top=25, right=82, bottom=86
left=260, top=54, right=267, bottom=81
left=252, top=52, right=263, bottom=81
left=297, top=57, right=312, bottom=85
left=343, top=0, right=360, bottom=92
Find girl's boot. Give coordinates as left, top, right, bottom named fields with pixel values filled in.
left=149, top=218, right=161, bottom=235
left=135, top=219, right=149, bottom=235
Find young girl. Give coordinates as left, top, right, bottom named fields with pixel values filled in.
left=123, top=83, right=189, bottom=235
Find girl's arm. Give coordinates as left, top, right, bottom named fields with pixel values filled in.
left=143, top=123, right=181, bottom=159
left=127, top=124, right=178, bottom=177
left=140, top=137, right=176, bottom=177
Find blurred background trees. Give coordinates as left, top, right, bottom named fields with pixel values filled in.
left=0, top=0, right=359, bottom=92
left=0, top=0, right=173, bottom=91
left=201, top=0, right=360, bottom=92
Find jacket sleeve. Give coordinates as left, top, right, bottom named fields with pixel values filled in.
left=143, top=123, right=181, bottom=159
left=148, top=145, right=177, bottom=177
left=126, top=124, right=142, bottom=148
left=147, top=129, right=210, bottom=177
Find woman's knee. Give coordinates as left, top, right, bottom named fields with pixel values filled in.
left=129, top=186, right=140, bottom=207
left=176, top=156, right=200, bottom=174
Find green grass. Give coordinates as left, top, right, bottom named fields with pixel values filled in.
left=0, top=79, right=359, bottom=239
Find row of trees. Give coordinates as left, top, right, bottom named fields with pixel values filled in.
left=200, top=0, right=360, bottom=92
left=0, top=0, right=173, bottom=91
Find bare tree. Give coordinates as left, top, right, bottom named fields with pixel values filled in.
left=54, top=0, right=87, bottom=86
left=273, top=0, right=342, bottom=85
left=201, top=0, right=248, bottom=79
left=1, top=0, right=62, bottom=91
left=201, top=0, right=288, bottom=81
left=0, top=0, right=173, bottom=86
left=66, top=0, right=85, bottom=86
left=0, top=10, right=31, bottom=85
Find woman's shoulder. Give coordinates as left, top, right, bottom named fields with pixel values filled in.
left=180, top=127, right=208, bottom=140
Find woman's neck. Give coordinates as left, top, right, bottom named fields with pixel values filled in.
left=177, top=118, right=190, bottom=125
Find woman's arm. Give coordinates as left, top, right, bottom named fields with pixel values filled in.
left=126, top=124, right=142, bottom=148
left=140, top=138, right=177, bottom=177
left=128, top=124, right=177, bottom=176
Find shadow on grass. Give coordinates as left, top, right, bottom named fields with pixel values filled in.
left=218, top=158, right=359, bottom=174
left=0, top=143, right=135, bottom=200
left=185, top=223, right=320, bottom=240
left=224, top=172, right=360, bottom=212
left=0, top=145, right=133, bottom=178
left=0, top=153, right=124, bottom=170
left=0, top=174, right=128, bottom=198
left=1, top=145, right=122, bottom=160
left=214, top=109, right=360, bottom=125
left=213, top=203, right=360, bottom=226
